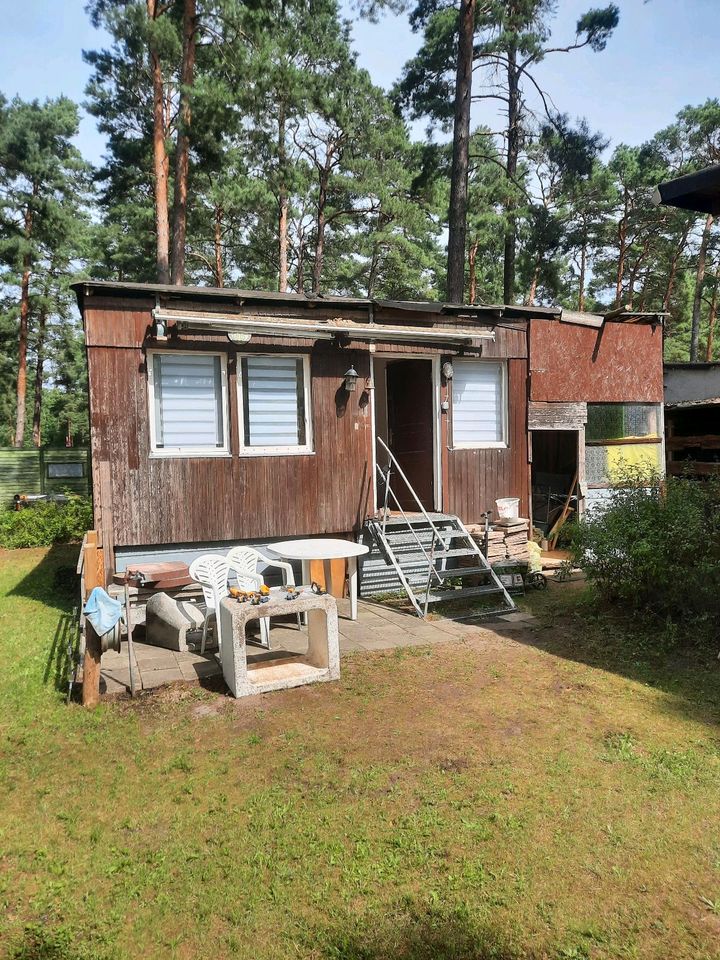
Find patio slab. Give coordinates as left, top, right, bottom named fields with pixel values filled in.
left=99, top=598, right=536, bottom=697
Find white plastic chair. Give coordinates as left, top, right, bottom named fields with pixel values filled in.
left=226, top=546, right=302, bottom=648
left=188, top=555, right=230, bottom=655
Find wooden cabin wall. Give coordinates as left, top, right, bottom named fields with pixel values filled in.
left=85, top=298, right=373, bottom=548
left=444, top=358, right=530, bottom=522
left=83, top=295, right=532, bottom=548
left=529, top=319, right=664, bottom=403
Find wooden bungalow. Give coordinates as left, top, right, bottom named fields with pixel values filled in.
left=527, top=309, right=666, bottom=530
left=73, top=281, right=557, bottom=579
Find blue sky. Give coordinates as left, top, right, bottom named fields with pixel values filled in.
left=1, top=0, right=718, bottom=165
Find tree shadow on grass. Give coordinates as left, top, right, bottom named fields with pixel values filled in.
left=6, top=543, right=81, bottom=696
left=315, top=906, right=530, bottom=960
left=8, top=542, right=80, bottom=610
left=518, top=584, right=720, bottom=729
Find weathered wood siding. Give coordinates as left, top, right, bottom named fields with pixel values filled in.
left=529, top=319, right=664, bottom=403
left=83, top=295, right=532, bottom=548
left=87, top=341, right=372, bottom=547
left=444, top=357, right=530, bottom=522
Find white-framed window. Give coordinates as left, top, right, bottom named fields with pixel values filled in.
left=147, top=350, right=230, bottom=457
left=451, top=360, right=507, bottom=448
left=238, top=354, right=313, bottom=456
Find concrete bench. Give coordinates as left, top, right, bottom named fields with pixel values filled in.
left=218, top=590, right=339, bottom=698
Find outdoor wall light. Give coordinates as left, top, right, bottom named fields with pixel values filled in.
left=343, top=366, right=359, bottom=392
left=442, top=361, right=454, bottom=380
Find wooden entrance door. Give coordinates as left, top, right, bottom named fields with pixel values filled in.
left=386, top=359, right=434, bottom=511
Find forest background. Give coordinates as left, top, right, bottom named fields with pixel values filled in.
left=1, top=0, right=718, bottom=449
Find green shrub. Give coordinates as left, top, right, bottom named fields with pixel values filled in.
left=0, top=497, right=93, bottom=549
left=569, top=469, right=720, bottom=639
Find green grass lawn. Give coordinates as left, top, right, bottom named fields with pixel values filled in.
left=1, top=546, right=719, bottom=960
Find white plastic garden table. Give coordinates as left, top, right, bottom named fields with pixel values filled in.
left=268, top=538, right=369, bottom=621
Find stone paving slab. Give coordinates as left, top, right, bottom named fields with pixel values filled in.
left=100, top=598, right=536, bottom=696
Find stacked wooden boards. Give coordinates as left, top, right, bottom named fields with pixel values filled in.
left=466, top=518, right=530, bottom=564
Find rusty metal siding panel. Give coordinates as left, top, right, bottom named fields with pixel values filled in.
left=529, top=319, right=664, bottom=403
left=528, top=401, right=587, bottom=430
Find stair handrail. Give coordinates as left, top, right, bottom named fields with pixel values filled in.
left=376, top=437, right=448, bottom=549
left=374, top=463, right=443, bottom=586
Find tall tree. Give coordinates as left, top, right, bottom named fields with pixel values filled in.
left=0, top=96, right=88, bottom=447
left=397, top=0, right=618, bottom=302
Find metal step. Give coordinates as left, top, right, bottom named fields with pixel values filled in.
left=366, top=442, right=515, bottom=618
left=423, top=584, right=505, bottom=603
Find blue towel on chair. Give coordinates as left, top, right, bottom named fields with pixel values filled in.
left=84, top=587, right=124, bottom=637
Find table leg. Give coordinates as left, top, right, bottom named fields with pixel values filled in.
left=348, top=556, right=358, bottom=621
left=301, top=559, right=311, bottom=626
left=124, top=582, right=136, bottom=697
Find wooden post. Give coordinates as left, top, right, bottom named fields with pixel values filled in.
left=82, top=530, right=103, bottom=708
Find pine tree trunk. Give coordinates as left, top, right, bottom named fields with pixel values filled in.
left=171, top=0, right=197, bottom=285
left=578, top=242, right=587, bottom=311
left=148, top=0, right=170, bottom=284
left=503, top=39, right=520, bottom=305
left=278, top=103, right=289, bottom=293
left=14, top=258, right=31, bottom=448
left=706, top=277, right=718, bottom=361
left=526, top=263, right=539, bottom=306
left=446, top=0, right=475, bottom=303
left=214, top=206, right=224, bottom=287
left=614, top=188, right=629, bottom=307
left=312, top=169, right=329, bottom=294
left=691, top=213, right=713, bottom=362
left=32, top=308, right=46, bottom=448
left=14, top=198, right=34, bottom=449
left=467, top=240, right=478, bottom=303
left=663, top=224, right=690, bottom=310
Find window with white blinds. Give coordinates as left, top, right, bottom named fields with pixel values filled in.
left=150, top=352, right=228, bottom=455
left=239, top=355, right=311, bottom=453
left=452, top=360, right=506, bottom=447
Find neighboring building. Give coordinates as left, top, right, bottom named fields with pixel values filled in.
left=73, top=281, right=554, bottom=571
left=656, top=166, right=720, bottom=479
left=664, top=363, right=720, bottom=477
left=528, top=309, right=665, bottom=524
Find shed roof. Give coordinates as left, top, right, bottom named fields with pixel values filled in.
left=653, top=164, right=720, bottom=215
left=71, top=280, right=560, bottom=322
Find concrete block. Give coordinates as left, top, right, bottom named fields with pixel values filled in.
left=145, top=592, right=205, bottom=652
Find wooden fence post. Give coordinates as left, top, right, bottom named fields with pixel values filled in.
left=82, top=530, right=104, bottom=708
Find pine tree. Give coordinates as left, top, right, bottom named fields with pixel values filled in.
left=0, top=96, right=89, bottom=447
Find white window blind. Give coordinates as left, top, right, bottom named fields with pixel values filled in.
left=452, top=361, right=505, bottom=446
left=241, top=356, right=308, bottom=449
left=153, top=353, right=225, bottom=450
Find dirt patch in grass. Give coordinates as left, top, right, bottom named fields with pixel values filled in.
left=1, top=548, right=719, bottom=959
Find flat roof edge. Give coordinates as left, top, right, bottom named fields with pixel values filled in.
left=71, top=280, right=562, bottom=319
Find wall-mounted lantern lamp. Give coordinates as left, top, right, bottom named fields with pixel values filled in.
left=343, top=366, right=359, bottom=392
left=227, top=331, right=253, bottom=344
left=442, top=361, right=454, bottom=381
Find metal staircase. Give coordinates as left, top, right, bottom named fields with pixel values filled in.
left=360, top=439, right=516, bottom=619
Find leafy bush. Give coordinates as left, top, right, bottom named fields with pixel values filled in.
left=569, top=468, right=720, bottom=638
left=0, top=497, right=93, bottom=549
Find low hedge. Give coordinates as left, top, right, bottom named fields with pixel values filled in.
left=0, top=498, right=93, bottom=549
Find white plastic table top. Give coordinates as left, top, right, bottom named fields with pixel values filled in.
left=269, top=538, right=369, bottom=561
